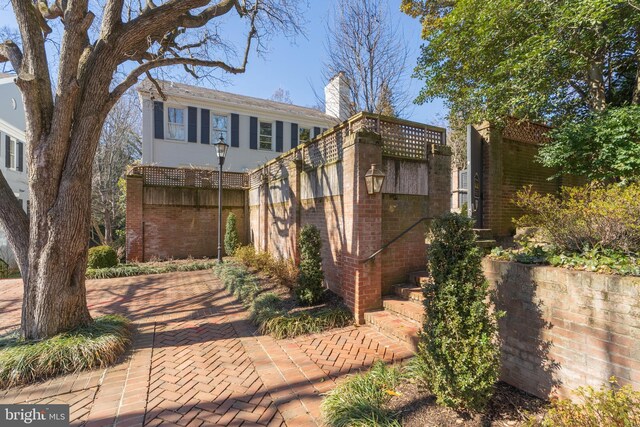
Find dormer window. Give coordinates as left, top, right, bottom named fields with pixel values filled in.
left=167, top=107, right=185, bottom=140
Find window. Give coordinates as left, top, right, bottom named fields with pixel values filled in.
left=167, top=107, right=185, bottom=140
left=211, top=114, right=228, bottom=144
left=8, top=137, right=15, bottom=169
left=459, top=171, right=468, bottom=190
left=299, top=127, right=311, bottom=144
left=259, top=121, right=273, bottom=150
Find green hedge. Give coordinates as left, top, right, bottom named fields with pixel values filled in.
left=87, top=245, right=118, bottom=269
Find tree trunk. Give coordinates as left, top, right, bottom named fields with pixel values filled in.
left=104, top=210, right=113, bottom=245
left=20, top=127, right=102, bottom=339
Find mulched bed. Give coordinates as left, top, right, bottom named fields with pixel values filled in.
left=243, top=263, right=348, bottom=314
left=390, top=381, right=549, bottom=426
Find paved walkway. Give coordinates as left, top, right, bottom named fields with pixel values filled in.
left=0, top=271, right=412, bottom=426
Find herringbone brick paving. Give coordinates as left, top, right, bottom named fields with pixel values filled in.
left=0, top=270, right=413, bottom=426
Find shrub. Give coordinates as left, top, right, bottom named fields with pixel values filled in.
left=418, top=213, right=502, bottom=411
left=87, top=245, right=118, bottom=269
left=490, top=245, right=640, bottom=276
left=322, top=360, right=402, bottom=427
left=213, top=262, right=261, bottom=306
left=266, top=258, right=299, bottom=289
left=515, top=183, right=640, bottom=254
left=224, top=212, right=241, bottom=256
left=0, top=315, right=131, bottom=388
left=234, top=246, right=298, bottom=289
left=251, top=292, right=285, bottom=325
left=538, top=106, right=640, bottom=182
left=528, top=378, right=640, bottom=427
left=234, top=245, right=257, bottom=266
left=297, top=224, right=325, bottom=305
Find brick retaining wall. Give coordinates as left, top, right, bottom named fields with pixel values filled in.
left=484, top=259, right=640, bottom=398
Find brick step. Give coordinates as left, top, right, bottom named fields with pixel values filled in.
left=474, top=228, right=493, bottom=240
left=394, top=283, right=424, bottom=302
left=364, top=310, right=420, bottom=352
left=408, top=271, right=431, bottom=287
left=382, top=296, right=424, bottom=324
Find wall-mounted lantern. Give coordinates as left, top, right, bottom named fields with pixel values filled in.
left=364, top=164, right=385, bottom=195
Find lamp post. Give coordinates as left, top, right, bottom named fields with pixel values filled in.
left=214, top=135, right=229, bottom=263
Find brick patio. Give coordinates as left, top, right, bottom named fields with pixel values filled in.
left=0, top=270, right=413, bottom=426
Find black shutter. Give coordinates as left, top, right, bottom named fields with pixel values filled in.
left=250, top=116, right=258, bottom=150
left=153, top=101, right=164, bottom=139
left=5, top=135, right=9, bottom=168
left=313, top=127, right=321, bottom=138
left=275, top=121, right=283, bottom=152
left=231, top=114, right=240, bottom=147
left=187, top=107, right=198, bottom=143
left=201, top=109, right=210, bottom=144
left=16, top=141, right=23, bottom=172
left=291, top=123, right=299, bottom=148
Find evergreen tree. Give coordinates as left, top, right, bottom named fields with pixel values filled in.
left=418, top=213, right=502, bottom=411
left=224, top=213, right=240, bottom=256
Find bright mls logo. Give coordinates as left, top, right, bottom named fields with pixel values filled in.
left=1, top=405, right=69, bottom=426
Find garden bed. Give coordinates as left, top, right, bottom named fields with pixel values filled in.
left=214, top=259, right=352, bottom=339
left=0, top=315, right=131, bottom=389
left=86, top=258, right=219, bottom=279
left=392, top=381, right=547, bottom=426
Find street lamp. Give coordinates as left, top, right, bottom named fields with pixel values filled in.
left=214, top=135, right=229, bottom=263
left=364, top=164, right=386, bottom=195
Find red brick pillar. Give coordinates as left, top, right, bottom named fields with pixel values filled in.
left=260, top=169, right=269, bottom=252
left=126, top=174, right=144, bottom=263
left=343, top=132, right=383, bottom=324
left=287, top=159, right=302, bottom=262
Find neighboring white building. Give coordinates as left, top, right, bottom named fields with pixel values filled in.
left=0, top=73, right=28, bottom=268
left=137, top=75, right=349, bottom=172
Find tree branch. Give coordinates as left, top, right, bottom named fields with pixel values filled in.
left=0, top=170, right=29, bottom=278
left=107, top=12, right=256, bottom=108
left=0, top=40, right=24, bottom=73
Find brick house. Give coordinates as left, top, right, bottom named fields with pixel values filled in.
left=137, top=74, right=353, bottom=172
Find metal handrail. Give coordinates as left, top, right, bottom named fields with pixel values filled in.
left=361, top=217, right=432, bottom=264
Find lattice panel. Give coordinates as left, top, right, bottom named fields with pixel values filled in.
left=349, top=115, right=445, bottom=161
left=249, top=171, right=263, bottom=189
left=131, top=166, right=248, bottom=189
left=503, top=119, right=551, bottom=145
left=302, top=129, right=344, bottom=169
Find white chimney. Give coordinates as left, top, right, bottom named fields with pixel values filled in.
left=325, top=72, right=350, bottom=122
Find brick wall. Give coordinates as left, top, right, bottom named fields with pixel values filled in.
left=484, top=258, right=640, bottom=399
left=476, top=121, right=585, bottom=238
left=381, top=195, right=429, bottom=294
left=126, top=178, right=247, bottom=262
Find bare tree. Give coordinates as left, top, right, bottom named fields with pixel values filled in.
left=270, top=87, right=292, bottom=103
left=323, top=0, right=409, bottom=117
left=0, top=0, right=303, bottom=340
left=91, top=91, right=141, bottom=249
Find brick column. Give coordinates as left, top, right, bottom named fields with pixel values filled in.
left=342, top=132, right=383, bottom=324
left=260, top=169, right=269, bottom=252
left=287, top=159, right=302, bottom=262
left=126, top=174, right=144, bottom=263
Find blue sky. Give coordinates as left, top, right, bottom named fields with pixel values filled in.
left=0, top=1, right=447, bottom=126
